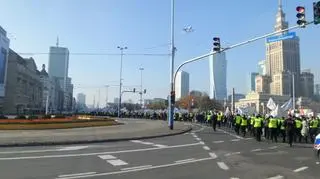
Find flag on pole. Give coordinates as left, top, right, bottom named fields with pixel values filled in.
left=267, top=98, right=277, bottom=111
left=280, top=98, right=293, bottom=112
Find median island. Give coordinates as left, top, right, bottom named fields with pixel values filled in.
left=0, top=115, right=120, bottom=130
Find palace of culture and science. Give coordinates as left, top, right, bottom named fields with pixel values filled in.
left=236, top=0, right=314, bottom=113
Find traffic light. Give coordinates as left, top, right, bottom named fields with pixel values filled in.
left=143, top=89, right=146, bottom=94
left=170, top=91, right=175, bottom=104
left=314, top=1, right=320, bottom=25
left=296, top=6, right=306, bottom=27
left=133, top=88, right=136, bottom=93
left=213, top=37, right=221, bottom=52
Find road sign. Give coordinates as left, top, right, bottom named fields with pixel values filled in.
left=266, top=32, right=296, bottom=43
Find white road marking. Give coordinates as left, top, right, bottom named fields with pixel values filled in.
left=231, top=139, right=240, bottom=142
left=130, top=140, right=154, bottom=145
left=121, top=165, right=152, bottom=171
left=55, top=157, right=214, bottom=179
left=268, top=146, right=278, bottom=150
left=251, top=148, right=262, bottom=152
left=266, top=175, right=284, bottom=179
left=217, top=162, right=229, bottom=170
left=139, top=142, right=154, bottom=145
left=203, top=146, right=210, bottom=150
left=98, top=155, right=116, bottom=160
left=225, top=152, right=241, bottom=157
left=195, top=137, right=201, bottom=141
left=58, top=172, right=97, bottom=178
left=107, top=159, right=128, bottom=166
left=153, top=144, right=167, bottom=148
left=209, top=152, right=217, bottom=159
left=293, top=166, right=308, bottom=173
left=0, top=142, right=202, bottom=160
left=213, top=140, right=224, bottom=144
left=174, top=158, right=195, bottom=163
left=316, top=162, right=320, bottom=165
left=244, top=137, right=253, bottom=140
left=230, top=177, right=240, bottom=179
left=58, top=146, right=89, bottom=151
left=217, top=129, right=244, bottom=139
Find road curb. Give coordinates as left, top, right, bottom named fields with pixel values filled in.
left=0, top=126, right=192, bottom=148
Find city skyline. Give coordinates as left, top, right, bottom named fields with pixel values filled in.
left=0, top=0, right=319, bottom=105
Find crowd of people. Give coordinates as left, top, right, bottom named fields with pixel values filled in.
left=96, top=110, right=320, bottom=148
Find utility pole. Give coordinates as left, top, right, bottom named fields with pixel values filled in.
left=232, top=88, right=235, bottom=114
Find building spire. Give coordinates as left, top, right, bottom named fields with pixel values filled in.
left=56, top=36, right=59, bottom=47
left=278, top=0, right=282, bottom=10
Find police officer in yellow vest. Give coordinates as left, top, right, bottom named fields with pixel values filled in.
left=268, top=116, right=278, bottom=143
left=240, top=115, right=248, bottom=137
left=217, top=112, right=223, bottom=128
left=253, top=114, right=263, bottom=141
left=235, top=114, right=242, bottom=135
left=278, top=117, right=286, bottom=143
left=309, top=117, right=319, bottom=143
left=294, top=117, right=302, bottom=143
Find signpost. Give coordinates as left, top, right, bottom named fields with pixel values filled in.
left=266, top=32, right=296, bottom=43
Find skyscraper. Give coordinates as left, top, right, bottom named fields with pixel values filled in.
left=209, top=51, right=227, bottom=100
left=258, top=60, right=267, bottom=75
left=266, top=0, right=301, bottom=96
left=249, top=72, right=259, bottom=92
left=175, top=71, right=189, bottom=99
left=48, top=39, right=73, bottom=111
left=0, top=26, right=9, bottom=98
left=77, top=93, right=86, bottom=104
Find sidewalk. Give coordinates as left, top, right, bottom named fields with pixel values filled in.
left=0, top=119, right=192, bottom=147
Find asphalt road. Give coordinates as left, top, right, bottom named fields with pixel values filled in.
left=0, top=123, right=319, bottom=179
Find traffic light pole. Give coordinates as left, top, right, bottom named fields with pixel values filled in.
left=173, top=21, right=314, bottom=90
left=168, top=0, right=175, bottom=130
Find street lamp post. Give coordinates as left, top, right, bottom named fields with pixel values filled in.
left=117, top=46, right=127, bottom=118
left=105, top=85, right=109, bottom=108
left=139, top=67, right=144, bottom=107
left=168, top=0, right=175, bottom=130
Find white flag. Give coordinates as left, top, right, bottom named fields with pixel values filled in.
left=280, top=98, right=293, bottom=112
left=270, top=105, right=280, bottom=117
left=267, top=98, right=277, bottom=111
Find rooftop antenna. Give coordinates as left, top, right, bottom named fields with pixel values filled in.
left=56, top=36, right=59, bottom=47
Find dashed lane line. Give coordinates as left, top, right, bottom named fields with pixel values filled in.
left=55, top=157, right=214, bottom=179
left=121, top=165, right=152, bottom=171
left=217, top=162, right=229, bottom=170
left=153, top=144, right=167, bottom=148
left=225, top=152, right=241, bottom=157
left=203, top=146, right=210, bottom=150
left=0, top=142, right=202, bottom=160
left=266, top=175, right=284, bottom=179
left=213, top=140, right=224, bottom=144
left=251, top=148, right=263, bottom=152
left=217, top=128, right=244, bottom=139
left=230, top=139, right=241, bottom=142
left=174, top=158, right=195, bottom=163
left=106, top=159, right=128, bottom=166
left=58, top=172, right=97, bottom=178
left=293, top=166, right=308, bottom=173
left=98, top=155, right=116, bottom=160
left=209, top=152, right=217, bottom=159
left=195, top=137, right=201, bottom=141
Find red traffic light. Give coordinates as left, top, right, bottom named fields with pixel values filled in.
left=296, top=6, right=305, bottom=13
left=213, top=37, right=220, bottom=41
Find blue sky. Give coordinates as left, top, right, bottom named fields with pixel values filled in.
left=0, top=0, right=319, bottom=105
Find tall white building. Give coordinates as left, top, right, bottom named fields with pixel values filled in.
left=0, top=26, right=9, bottom=98
left=209, top=51, right=227, bottom=100
left=258, top=60, right=267, bottom=75
left=77, top=93, right=86, bottom=104
left=48, top=40, right=73, bottom=111
left=175, top=71, right=189, bottom=99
